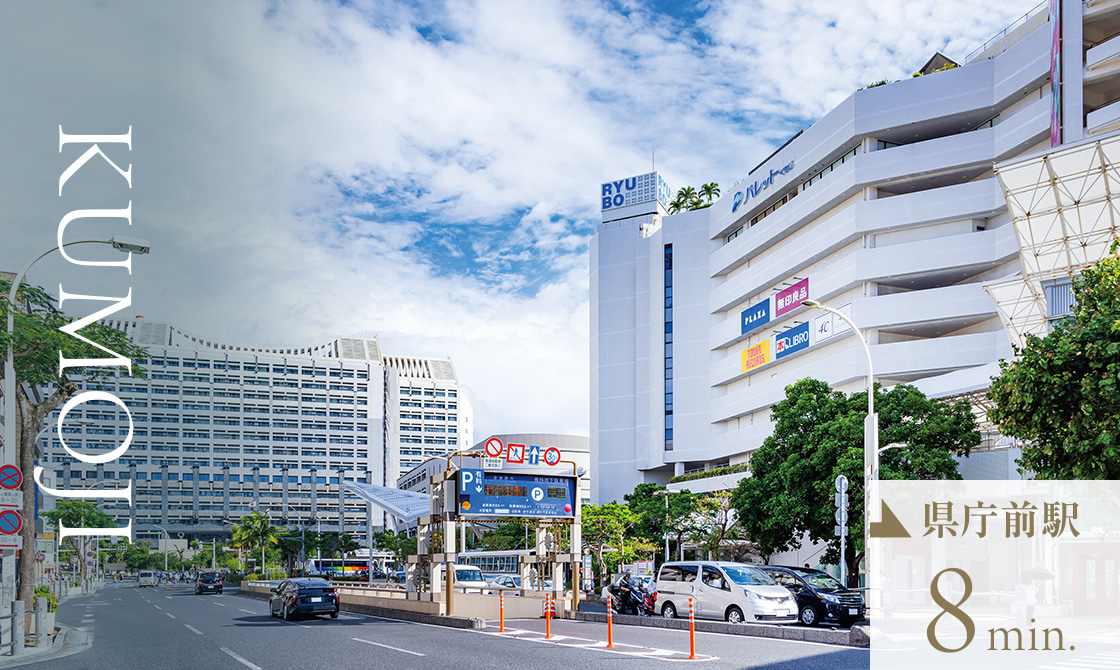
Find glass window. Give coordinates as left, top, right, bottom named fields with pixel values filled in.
left=724, top=565, right=777, bottom=586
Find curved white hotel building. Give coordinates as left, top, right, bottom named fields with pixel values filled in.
left=37, top=319, right=473, bottom=545
left=592, top=0, right=1120, bottom=502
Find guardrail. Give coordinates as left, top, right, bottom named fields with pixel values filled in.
left=965, top=0, right=1047, bottom=63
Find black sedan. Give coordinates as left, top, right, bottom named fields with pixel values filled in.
left=269, top=578, right=340, bottom=620
left=758, top=566, right=865, bottom=627
left=195, top=571, right=223, bottom=595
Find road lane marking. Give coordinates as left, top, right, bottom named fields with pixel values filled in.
left=238, top=608, right=255, bottom=614
left=153, top=605, right=161, bottom=610
left=165, top=612, right=177, bottom=619
left=213, top=602, right=226, bottom=607
left=184, top=624, right=203, bottom=635
left=352, top=638, right=425, bottom=657
left=220, top=648, right=262, bottom=670
left=166, top=596, right=172, bottom=600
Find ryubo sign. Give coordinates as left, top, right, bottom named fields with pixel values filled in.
left=601, top=171, right=670, bottom=211
left=872, top=480, right=1120, bottom=667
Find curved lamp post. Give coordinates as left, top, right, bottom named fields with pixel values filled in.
left=802, top=299, right=878, bottom=586
left=3, top=236, right=150, bottom=464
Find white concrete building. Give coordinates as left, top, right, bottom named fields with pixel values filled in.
left=592, top=0, right=1120, bottom=503
left=38, top=319, right=471, bottom=544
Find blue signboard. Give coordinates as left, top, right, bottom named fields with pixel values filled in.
left=775, top=321, right=811, bottom=359
left=458, top=471, right=576, bottom=518
left=741, top=300, right=771, bottom=335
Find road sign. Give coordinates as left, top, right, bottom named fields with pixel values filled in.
left=543, top=447, right=561, bottom=467
left=527, top=445, right=541, bottom=466
left=483, top=457, right=504, bottom=470
left=835, top=475, right=848, bottom=494
left=0, top=490, right=22, bottom=509
left=70, top=555, right=79, bottom=565
left=460, top=469, right=484, bottom=495
left=86, top=561, right=93, bottom=567
left=457, top=472, right=577, bottom=518
left=0, top=465, right=22, bottom=490
left=0, top=510, right=22, bottom=535
left=86, top=551, right=95, bottom=558
left=835, top=493, right=848, bottom=508
left=835, top=508, right=848, bottom=525
left=834, top=525, right=848, bottom=536
left=506, top=443, right=525, bottom=464
left=484, top=438, right=504, bottom=458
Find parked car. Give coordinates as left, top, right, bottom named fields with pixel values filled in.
left=195, top=571, right=223, bottom=595
left=269, top=578, right=339, bottom=620
left=432, top=564, right=490, bottom=592
left=758, top=566, right=865, bottom=627
left=655, top=561, right=797, bottom=625
left=138, top=570, right=157, bottom=588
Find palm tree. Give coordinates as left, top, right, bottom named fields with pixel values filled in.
left=700, top=182, right=720, bottom=204
left=233, top=512, right=279, bottom=576
left=677, top=186, right=697, bottom=206
left=667, top=196, right=686, bottom=214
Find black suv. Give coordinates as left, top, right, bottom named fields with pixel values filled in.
left=195, top=571, right=223, bottom=595
left=758, top=566, right=864, bottom=627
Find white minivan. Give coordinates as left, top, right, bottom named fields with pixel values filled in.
left=138, top=570, right=157, bottom=588
left=431, top=564, right=490, bottom=593
left=655, top=561, right=797, bottom=624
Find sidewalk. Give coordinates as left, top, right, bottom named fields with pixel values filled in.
left=0, top=582, right=102, bottom=667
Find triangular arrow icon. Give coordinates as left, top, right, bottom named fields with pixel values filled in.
left=870, top=500, right=911, bottom=538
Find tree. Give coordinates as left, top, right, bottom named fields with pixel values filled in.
left=232, top=512, right=278, bottom=574
left=43, top=501, right=116, bottom=586
left=690, top=491, right=738, bottom=560
left=624, top=483, right=700, bottom=563
left=988, top=243, right=1120, bottom=478
left=731, top=378, right=978, bottom=580
left=0, top=278, right=149, bottom=608
left=700, top=182, right=721, bottom=204
left=667, top=195, right=686, bottom=215
left=480, top=521, right=531, bottom=551
left=580, top=502, right=634, bottom=588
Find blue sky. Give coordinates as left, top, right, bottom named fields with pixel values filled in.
left=0, top=0, right=1041, bottom=437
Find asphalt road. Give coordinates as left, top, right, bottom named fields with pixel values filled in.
left=30, top=581, right=871, bottom=670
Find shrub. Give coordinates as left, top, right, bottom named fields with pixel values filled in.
left=34, top=586, right=59, bottom=613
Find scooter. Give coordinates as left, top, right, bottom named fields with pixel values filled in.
left=609, top=578, right=656, bottom=616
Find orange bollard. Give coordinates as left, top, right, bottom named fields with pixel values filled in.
left=545, top=593, right=553, bottom=639
left=606, top=597, right=614, bottom=648
left=688, top=596, right=697, bottom=660
left=499, top=589, right=505, bottom=633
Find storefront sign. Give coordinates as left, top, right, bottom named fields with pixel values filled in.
left=774, top=278, right=809, bottom=318
left=741, top=341, right=771, bottom=373
left=775, top=321, right=811, bottom=359
left=741, top=300, right=771, bottom=335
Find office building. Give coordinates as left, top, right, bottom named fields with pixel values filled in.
left=37, top=318, right=471, bottom=545
left=592, top=1, right=1120, bottom=502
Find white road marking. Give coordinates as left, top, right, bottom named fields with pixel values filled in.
left=238, top=608, right=256, bottom=614
left=165, top=612, right=177, bottom=619
left=184, top=624, right=203, bottom=635
left=153, top=605, right=161, bottom=610
left=353, top=638, right=426, bottom=656
left=165, top=596, right=172, bottom=600
left=213, top=602, right=226, bottom=607
left=220, top=647, right=262, bottom=670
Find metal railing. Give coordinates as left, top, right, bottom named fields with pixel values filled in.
left=965, top=1, right=1048, bottom=63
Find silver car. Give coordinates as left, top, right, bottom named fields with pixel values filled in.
left=655, top=561, right=797, bottom=624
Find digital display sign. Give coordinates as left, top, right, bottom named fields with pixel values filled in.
left=459, top=470, right=576, bottom=518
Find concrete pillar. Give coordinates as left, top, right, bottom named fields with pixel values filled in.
left=192, top=466, right=200, bottom=522
left=338, top=469, right=345, bottom=534
left=310, top=468, right=318, bottom=522
left=252, top=468, right=260, bottom=513
left=222, top=467, right=230, bottom=519
left=281, top=468, right=289, bottom=522
left=160, top=465, right=169, bottom=526
left=62, top=463, right=71, bottom=490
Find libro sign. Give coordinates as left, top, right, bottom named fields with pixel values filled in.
left=775, top=321, right=811, bottom=359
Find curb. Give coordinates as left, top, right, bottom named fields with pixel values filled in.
left=571, top=611, right=869, bottom=648
left=235, top=588, right=485, bottom=630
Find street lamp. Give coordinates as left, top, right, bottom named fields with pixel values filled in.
left=802, top=299, right=877, bottom=585
left=3, top=237, right=150, bottom=464
left=653, top=490, right=672, bottom=562
left=153, top=524, right=170, bottom=573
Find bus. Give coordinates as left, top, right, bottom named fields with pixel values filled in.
left=309, top=550, right=394, bottom=576
left=456, top=549, right=535, bottom=576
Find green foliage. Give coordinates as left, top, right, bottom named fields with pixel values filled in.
left=988, top=243, right=1120, bottom=478
left=480, top=521, right=532, bottom=551
left=669, top=464, right=750, bottom=484
left=581, top=502, right=634, bottom=588
left=668, top=183, right=720, bottom=214
left=373, top=530, right=416, bottom=567
left=858, top=79, right=892, bottom=91
left=731, top=378, right=978, bottom=573
left=623, top=483, right=701, bottom=563
left=34, top=586, right=58, bottom=613
left=43, top=501, right=116, bottom=550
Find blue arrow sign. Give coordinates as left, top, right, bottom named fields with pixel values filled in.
left=527, top=445, right=541, bottom=466
left=460, top=469, right=484, bottom=494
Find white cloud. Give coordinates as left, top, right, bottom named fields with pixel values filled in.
left=0, top=0, right=1043, bottom=440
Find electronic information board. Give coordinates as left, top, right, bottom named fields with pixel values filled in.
left=457, top=469, right=576, bottom=518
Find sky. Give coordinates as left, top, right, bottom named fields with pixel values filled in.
left=0, top=0, right=1041, bottom=439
